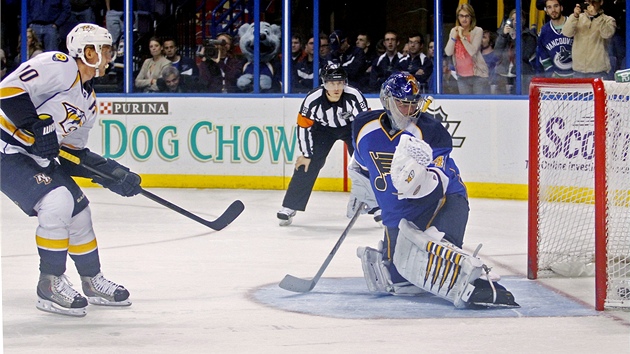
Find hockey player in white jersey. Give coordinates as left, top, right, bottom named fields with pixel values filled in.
left=349, top=72, right=519, bottom=308
left=0, top=23, right=141, bottom=317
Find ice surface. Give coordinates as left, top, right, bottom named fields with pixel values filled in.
left=2, top=189, right=629, bottom=353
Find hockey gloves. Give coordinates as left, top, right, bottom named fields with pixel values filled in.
left=347, top=159, right=379, bottom=218
left=91, top=159, right=142, bottom=197
left=29, top=115, right=59, bottom=160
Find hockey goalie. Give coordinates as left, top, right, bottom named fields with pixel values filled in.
left=348, top=72, right=519, bottom=308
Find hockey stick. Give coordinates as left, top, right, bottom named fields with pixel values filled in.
left=278, top=202, right=365, bottom=293
left=58, top=150, right=244, bottom=231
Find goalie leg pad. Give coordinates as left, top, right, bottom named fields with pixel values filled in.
left=357, top=242, right=424, bottom=295
left=357, top=245, right=391, bottom=293
left=393, top=218, right=484, bottom=308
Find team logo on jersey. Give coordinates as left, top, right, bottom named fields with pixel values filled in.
left=60, top=102, right=86, bottom=134
left=34, top=173, right=52, bottom=185
left=52, top=53, right=69, bottom=62
left=369, top=151, right=394, bottom=191
left=427, top=106, right=465, bottom=148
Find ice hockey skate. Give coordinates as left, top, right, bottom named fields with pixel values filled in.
left=36, top=273, right=88, bottom=317
left=277, top=207, right=296, bottom=226
left=81, top=272, right=131, bottom=306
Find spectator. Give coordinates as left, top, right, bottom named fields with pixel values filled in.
left=399, top=32, right=433, bottom=92
left=197, top=39, right=224, bottom=93
left=562, top=0, right=616, bottom=78
left=369, top=31, right=404, bottom=93
left=351, top=32, right=376, bottom=93
left=134, top=37, right=171, bottom=92
left=70, top=0, right=96, bottom=25
left=105, top=0, right=124, bottom=47
left=401, top=42, right=410, bottom=56
left=375, top=38, right=386, bottom=57
left=216, top=33, right=247, bottom=93
left=481, top=30, right=500, bottom=93
left=537, top=0, right=574, bottom=78
left=427, top=40, right=436, bottom=92
left=291, top=33, right=306, bottom=65
left=328, top=30, right=369, bottom=94
left=292, top=36, right=319, bottom=93
left=163, top=38, right=199, bottom=76
left=27, top=0, right=71, bottom=52
left=0, top=49, right=6, bottom=80
left=157, top=66, right=200, bottom=93
left=14, top=28, right=43, bottom=66
left=319, top=33, right=331, bottom=58
left=444, top=3, right=490, bottom=95
left=495, top=9, right=538, bottom=94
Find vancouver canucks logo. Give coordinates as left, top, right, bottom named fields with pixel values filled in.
left=60, top=102, right=86, bottom=135
left=553, top=46, right=572, bottom=71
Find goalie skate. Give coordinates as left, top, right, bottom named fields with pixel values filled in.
left=36, top=273, right=88, bottom=317
left=81, top=273, right=131, bottom=306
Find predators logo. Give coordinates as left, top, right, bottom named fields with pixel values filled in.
left=52, top=53, right=68, bottom=62
left=60, top=102, right=86, bottom=135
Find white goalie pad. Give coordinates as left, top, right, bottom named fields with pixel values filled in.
left=357, top=244, right=391, bottom=293
left=357, top=242, right=424, bottom=296
left=393, top=219, right=484, bottom=308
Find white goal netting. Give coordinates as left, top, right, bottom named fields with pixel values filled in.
left=530, top=79, right=630, bottom=310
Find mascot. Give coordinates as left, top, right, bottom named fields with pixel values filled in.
left=236, top=22, right=282, bottom=93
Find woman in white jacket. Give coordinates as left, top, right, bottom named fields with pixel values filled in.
left=444, top=3, right=490, bottom=95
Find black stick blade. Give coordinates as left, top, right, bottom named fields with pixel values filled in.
left=204, top=200, right=245, bottom=231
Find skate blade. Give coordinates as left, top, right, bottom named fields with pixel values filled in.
left=87, top=296, right=132, bottom=306
left=278, top=217, right=293, bottom=226
left=468, top=301, right=521, bottom=309
left=36, top=298, right=87, bottom=317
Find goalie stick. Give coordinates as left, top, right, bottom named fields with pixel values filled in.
left=278, top=202, right=365, bottom=293
left=58, top=150, right=244, bottom=231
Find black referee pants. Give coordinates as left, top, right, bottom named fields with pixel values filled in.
left=282, top=125, right=354, bottom=211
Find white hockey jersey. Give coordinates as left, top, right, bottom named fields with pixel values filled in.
left=0, top=51, right=97, bottom=165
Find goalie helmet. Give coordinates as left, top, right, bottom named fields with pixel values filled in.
left=66, top=23, right=114, bottom=72
left=380, top=72, right=423, bottom=131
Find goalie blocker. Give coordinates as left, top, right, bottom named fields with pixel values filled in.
left=359, top=219, right=519, bottom=308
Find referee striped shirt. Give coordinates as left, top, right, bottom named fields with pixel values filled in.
left=296, top=85, right=369, bottom=157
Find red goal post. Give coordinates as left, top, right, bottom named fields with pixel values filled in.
left=528, top=77, right=630, bottom=311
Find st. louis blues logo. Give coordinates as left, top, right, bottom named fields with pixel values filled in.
left=60, top=102, right=86, bottom=135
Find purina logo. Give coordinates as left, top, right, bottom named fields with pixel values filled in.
left=427, top=106, right=465, bottom=148
left=98, top=101, right=169, bottom=115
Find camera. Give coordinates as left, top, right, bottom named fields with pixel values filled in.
left=505, top=18, right=513, bottom=28
left=202, top=39, right=226, bottom=61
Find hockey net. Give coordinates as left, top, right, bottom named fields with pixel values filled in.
left=528, top=78, right=630, bottom=311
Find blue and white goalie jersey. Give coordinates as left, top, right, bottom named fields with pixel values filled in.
left=0, top=52, right=97, bottom=163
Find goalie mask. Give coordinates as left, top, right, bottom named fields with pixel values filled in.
left=66, top=23, right=115, bottom=76
left=380, top=72, right=424, bottom=131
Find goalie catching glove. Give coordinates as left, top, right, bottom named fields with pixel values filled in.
left=390, top=134, right=447, bottom=199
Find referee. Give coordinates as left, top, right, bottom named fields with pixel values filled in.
left=277, top=64, right=370, bottom=225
